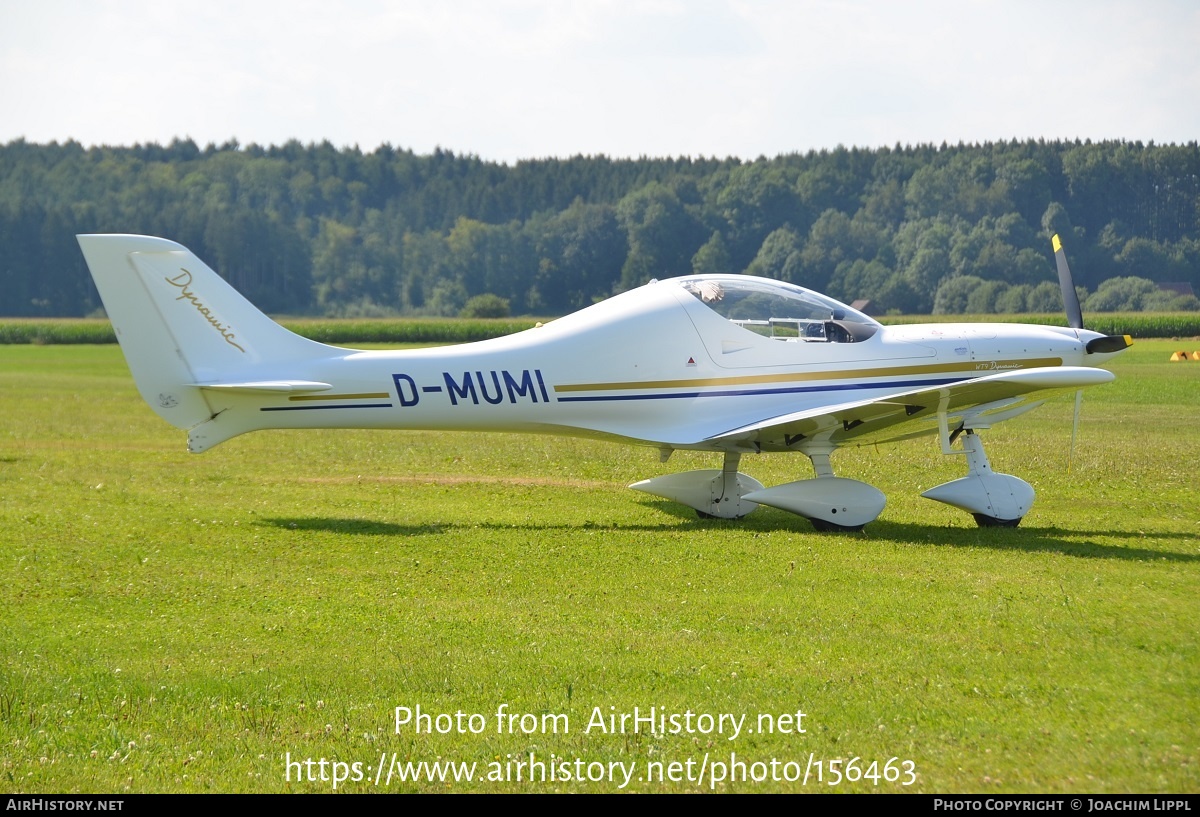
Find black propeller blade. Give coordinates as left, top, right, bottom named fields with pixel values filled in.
left=1052, top=234, right=1131, bottom=355
left=1086, top=334, right=1133, bottom=355
left=1052, top=233, right=1085, bottom=330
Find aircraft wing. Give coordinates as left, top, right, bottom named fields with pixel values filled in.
left=704, top=366, right=1114, bottom=451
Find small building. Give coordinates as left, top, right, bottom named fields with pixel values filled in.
left=1159, top=282, right=1196, bottom=298
left=849, top=299, right=878, bottom=316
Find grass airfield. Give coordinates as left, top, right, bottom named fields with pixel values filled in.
left=1, top=340, right=1197, bottom=793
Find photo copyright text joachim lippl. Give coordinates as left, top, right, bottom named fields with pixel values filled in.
left=283, top=703, right=919, bottom=790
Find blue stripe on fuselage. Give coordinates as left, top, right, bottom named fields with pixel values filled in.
left=553, top=376, right=967, bottom=402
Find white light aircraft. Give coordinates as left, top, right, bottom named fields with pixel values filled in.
left=77, top=234, right=1130, bottom=531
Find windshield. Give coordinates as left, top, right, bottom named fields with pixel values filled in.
left=671, top=275, right=880, bottom=342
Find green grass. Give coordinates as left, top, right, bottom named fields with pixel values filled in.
left=0, top=342, right=1197, bottom=792
left=2, top=312, right=1198, bottom=345
left=0, top=317, right=545, bottom=346
left=0, top=319, right=119, bottom=344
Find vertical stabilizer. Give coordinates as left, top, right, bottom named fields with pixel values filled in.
left=77, top=234, right=330, bottom=431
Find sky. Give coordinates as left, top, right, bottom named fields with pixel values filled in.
left=1, top=0, right=1198, bottom=163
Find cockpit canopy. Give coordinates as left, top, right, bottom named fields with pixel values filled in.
left=672, top=275, right=880, bottom=343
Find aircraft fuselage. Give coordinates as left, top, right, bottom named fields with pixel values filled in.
left=189, top=280, right=1113, bottom=453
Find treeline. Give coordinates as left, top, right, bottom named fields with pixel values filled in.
left=1, top=137, right=1198, bottom=318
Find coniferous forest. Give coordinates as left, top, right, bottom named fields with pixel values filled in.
left=1, top=137, right=1198, bottom=318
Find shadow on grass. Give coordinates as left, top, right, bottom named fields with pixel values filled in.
left=259, top=515, right=698, bottom=537
left=262, top=504, right=1199, bottom=564
left=633, top=502, right=1200, bottom=563
left=261, top=517, right=450, bottom=536
left=863, top=520, right=1200, bottom=563
left=619, top=501, right=1200, bottom=563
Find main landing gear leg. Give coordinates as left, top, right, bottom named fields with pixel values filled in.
left=695, top=451, right=750, bottom=519
left=921, top=430, right=1035, bottom=527
left=628, top=450, right=764, bottom=519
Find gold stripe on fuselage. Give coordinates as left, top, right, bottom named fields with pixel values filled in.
left=287, top=392, right=391, bottom=402
left=553, top=358, right=1064, bottom=394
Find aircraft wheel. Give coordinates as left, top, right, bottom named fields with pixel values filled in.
left=696, top=509, right=748, bottom=521
left=808, top=517, right=866, bottom=534
left=972, top=513, right=1022, bottom=528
